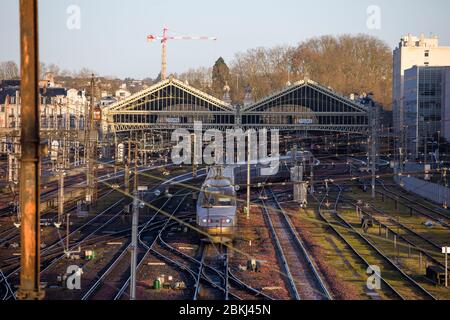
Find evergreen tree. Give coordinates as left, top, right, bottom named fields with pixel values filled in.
left=212, top=57, right=230, bottom=98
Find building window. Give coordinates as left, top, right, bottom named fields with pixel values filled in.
left=424, top=62, right=429, bottom=66
left=425, top=51, right=429, bottom=57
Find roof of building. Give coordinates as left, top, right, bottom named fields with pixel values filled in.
left=242, top=78, right=368, bottom=113
left=0, top=80, right=20, bottom=89
left=104, top=76, right=233, bottom=113
left=40, top=87, right=67, bottom=98
left=101, top=96, right=117, bottom=101
left=0, top=80, right=68, bottom=103
left=0, top=87, right=18, bottom=104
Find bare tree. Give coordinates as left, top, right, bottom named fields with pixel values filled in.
left=291, top=34, right=392, bottom=107
left=77, top=67, right=96, bottom=79
left=0, top=61, right=19, bottom=80
left=175, top=67, right=212, bottom=93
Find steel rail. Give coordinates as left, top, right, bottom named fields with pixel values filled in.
left=260, top=189, right=301, bottom=300
left=4, top=199, right=124, bottom=281
left=377, top=179, right=450, bottom=228
left=336, top=194, right=449, bottom=277
left=157, top=235, right=274, bottom=300
left=112, top=194, right=188, bottom=300
left=315, top=184, right=405, bottom=300
left=323, top=184, right=437, bottom=300
left=268, top=188, right=333, bottom=300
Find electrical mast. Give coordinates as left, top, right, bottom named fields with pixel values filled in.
left=85, top=75, right=96, bottom=208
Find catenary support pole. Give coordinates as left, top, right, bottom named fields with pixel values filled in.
left=130, top=140, right=139, bottom=300
left=246, top=131, right=251, bottom=219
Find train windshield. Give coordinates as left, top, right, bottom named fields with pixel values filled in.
left=202, top=186, right=236, bottom=207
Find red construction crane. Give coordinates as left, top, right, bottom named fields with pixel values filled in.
left=147, top=27, right=217, bottom=81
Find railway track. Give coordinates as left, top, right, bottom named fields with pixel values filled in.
left=193, top=243, right=232, bottom=300
left=342, top=194, right=448, bottom=269
left=2, top=168, right=199, bottom=300
left=317, top=184, right=437, bottom=300
left=376, top=179, right=450, bottom=228
left=82, top=190, right=188, bottom=300
left=0, top=163, right=167, bottom=261
left=153, top=234, right=274, bottom=300
left=0, top=269, right=15, bottom=301
left=2, top=199, right=125, bottom=289
left=0, top=187, right=115, bottom=248
left=0, top=166, right=112, bottom=217
left=260, top=188, right=332, bottom=300
left=0, top=165, right=123, bottom=245
left=0, top=192, right=123, bottom=269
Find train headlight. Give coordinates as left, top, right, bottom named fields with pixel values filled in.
left=225, top=218, right=232, bottom=224
left=202, top=218, right=207, bottom=223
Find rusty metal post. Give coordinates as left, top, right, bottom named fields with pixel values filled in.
left=17, top=0, right=45, bottom=300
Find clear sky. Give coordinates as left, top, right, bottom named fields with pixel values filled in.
left=1, top=0, right=450, bottom=79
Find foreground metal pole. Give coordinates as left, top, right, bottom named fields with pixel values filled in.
left=17, top=0, right=45, bottom=300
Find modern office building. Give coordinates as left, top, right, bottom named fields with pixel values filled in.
left=403, top=66, right=450, bottom=157
left=392, top=34, right=450, bottom=147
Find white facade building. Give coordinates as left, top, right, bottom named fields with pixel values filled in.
left=115, top=88, right=131, bottom=101
left=393, top=34, right=450, bottom=145
left=403, top=66, right=450, bottom=157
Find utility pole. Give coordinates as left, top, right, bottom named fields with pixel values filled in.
left=191, top=133, right=197, bottom=178
left=85, top=75, right=96, bottom=207
left=17, top=0, right=45, bottom=300
left=130, top=192, right=138, bottom=300
left=125, top=139, right=131, bottom=193
left=370, top=101, right=378, bottom=200
left=246, top=131, right=251, bottom=220
left=443, top=247, right=449, bottom=287
left=130, top=139, right=139, bottom=300
left=57, top=168, right=65, bottom=227
left=309, top=155, right=315, bottom=195
left=66, top=213, right=70, bottom=256
left=424, top=128, right=428, bottom=167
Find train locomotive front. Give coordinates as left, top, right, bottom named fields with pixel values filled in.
left=196, top=167, right=237, bottom=243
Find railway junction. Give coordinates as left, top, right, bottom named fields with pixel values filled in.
left=1, top=69, right=449, bottom=301
left=1, top=2, right=449, bottom=302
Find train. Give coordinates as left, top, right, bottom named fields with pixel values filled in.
left=196, top=152, right=316, bottom=242
left=196, top=166, right=237, bottom=243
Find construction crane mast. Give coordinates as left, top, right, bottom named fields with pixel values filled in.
left=147, top=27, right=217, bottom=81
